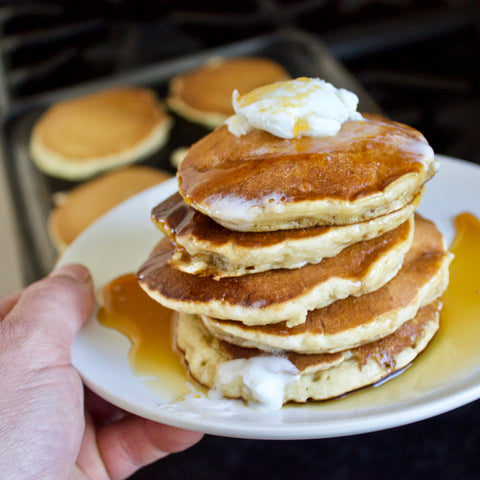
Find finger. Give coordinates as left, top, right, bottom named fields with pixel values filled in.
left=95, top=415, right=203, bottom=480
left=0, top=290, right=22, bottom=320
left=84, top=388, right=126, bottom=426
left=2, top=263, right=95, bottom=368
left=75, top=408, right=111, bottom=480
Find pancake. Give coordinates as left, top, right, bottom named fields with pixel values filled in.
left=30, top=87, right=172, bottom=180
left=137, top=216, right=414, bottom=327
left=176, top=300, right=441, bottom=404
left=153, top=190, right=422, bottom=277
left=166, top=57, right=290, bottom=128
left=170, top=147, right=188, bottom=169
left=48, top=166, right=172, bottom=252
left=177, top=114, right=436, bottom=231
left=202, top=215, right=451, bottom=353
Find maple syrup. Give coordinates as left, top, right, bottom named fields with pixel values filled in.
left=97, top=273, right=189, bottom=399
left=321, top=212, right=480, bottom=410
left=97, top=213, right=480, bottom=409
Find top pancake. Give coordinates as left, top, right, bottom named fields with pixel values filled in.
left=30, top=87, right=172, bottom=180
left=177, top=114, right=436, bottom=231
left=166, top=57, right=290, bottom=128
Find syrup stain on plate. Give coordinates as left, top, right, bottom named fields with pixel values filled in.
left=322, top=212, right=480, bottom=410
left=97, top=273, right=190, bottom=399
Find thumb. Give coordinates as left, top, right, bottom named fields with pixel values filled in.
left=1, top=264, right=95, bottom=368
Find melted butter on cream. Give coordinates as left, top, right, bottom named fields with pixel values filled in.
left=226, top=77, right=363, bottom=139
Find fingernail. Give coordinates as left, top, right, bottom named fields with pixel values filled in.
left=52, top=263, right=92, bottom=283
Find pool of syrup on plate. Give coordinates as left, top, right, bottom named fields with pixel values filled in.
left=97, top=274, right=190, bottom=398
left=97, top=213, right=480, bottom=408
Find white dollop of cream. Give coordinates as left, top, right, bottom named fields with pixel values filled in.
left=214, top=356, right=299, bottom=410
left=225, top=77, right=363, bottom=139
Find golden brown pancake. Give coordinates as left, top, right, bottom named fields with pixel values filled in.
left=153, top=191, right=421, bottom=277
left=170, top=147, right=189, bottom=169
left=202, top=215, right=451, bottom=353
left=137, top=216, right=414, bottom=327
left=176, top=300, right=441, bottom=404
left=48, top=166, right=172, bottom=252
left=167, top=57, right=290, bottom=128
left=177, top=114, right=436, bottom=231
left=30, top=87, right=172, bottom=180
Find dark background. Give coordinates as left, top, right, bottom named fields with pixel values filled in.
left=138, top=401, right=480, bottom=479
left=1, top=1, right=479, bottom=478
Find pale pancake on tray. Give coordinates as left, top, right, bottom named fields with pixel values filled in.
left=49, top=166, right=172, bottom=252
left=137, top=216, right=414, bottom=327
left=167, top=57, right=290, bottom=128
left=176, top=300, right=441, bottom=404
left=177, top=114, right=436, bottom=231
left=202, top=215, right=452, bottom=353
left=152, top=190, right=422, bottom=277
left=30, top=87, right=172, bottom=180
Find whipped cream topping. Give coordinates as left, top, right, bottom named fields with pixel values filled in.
left=214, top=356, right=299, bottom=409
left=226, top=77, right=363, bottom=139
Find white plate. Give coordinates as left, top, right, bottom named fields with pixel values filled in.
left=62, top=155, right=480, bottom=440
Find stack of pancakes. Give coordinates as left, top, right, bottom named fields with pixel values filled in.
left=137, top=112, right=452, bottom=405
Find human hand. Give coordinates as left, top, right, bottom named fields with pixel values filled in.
left=0, top=264, right=203, bottom=479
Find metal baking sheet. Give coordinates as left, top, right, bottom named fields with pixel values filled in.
left=1, top=28, right=380, bottom=285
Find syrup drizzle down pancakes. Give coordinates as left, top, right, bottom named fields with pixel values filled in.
left=136, top=77, right=450, bottom=408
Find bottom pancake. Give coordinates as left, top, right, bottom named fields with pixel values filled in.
left=176, top=301, right=440, bottom=406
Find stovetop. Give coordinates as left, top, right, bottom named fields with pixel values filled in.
left=1, top=0, right=479, bottom=163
